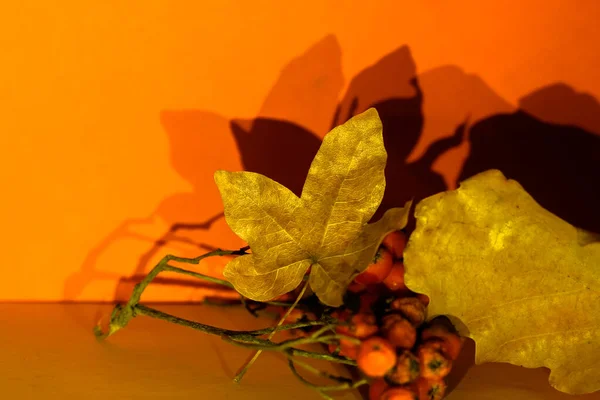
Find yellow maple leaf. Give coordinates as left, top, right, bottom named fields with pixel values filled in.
left=404, top=169, right=600, bottom=395
left=215, top=108, right=411, bottom=307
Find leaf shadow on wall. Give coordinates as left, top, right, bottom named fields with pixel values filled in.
left=459, top=84, right=600, bottom=233
left=330, top=47, right=467, bottom=225
left=63, top=113, right=239, bottom=303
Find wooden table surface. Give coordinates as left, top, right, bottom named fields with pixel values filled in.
left=1, top=304, right=598, bottom=400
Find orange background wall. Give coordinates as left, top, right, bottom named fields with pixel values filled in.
left=2, top=1, right=599, bottom=302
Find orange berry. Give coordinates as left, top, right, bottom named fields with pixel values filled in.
left=382, top=230, right=408, bottom=260
left=340, top=340, right=360, bottom=360
left=390, top=297, right=426, bottom=326
left=383, top=317, right=416, bottom=349
left=421, top=321, right=464, bottom=361
left=421, top=336, right=463, bottom=363
left=338, top=313, right=378, bottom=339
left=381, top=313, right=404, bottom=329
left=348, top=281, right=367, bottom=293
left=417, top=342, right=452, bottom=379
left=381, top=387, right=417, bottom=400
left=329, top=338, right=360, bottom=359
left=415, top=293, right=430, bottom=307
left=386, top=350, right=420, bottom=385
left=383, top=262, right=409, bottom=292
left=411, top=377, right=447, bottom=400
left=368, top=378, right=389, bottom=400
left=357, top=337, right=397, bottom=377
left=356, top=248, right=394, bottom=285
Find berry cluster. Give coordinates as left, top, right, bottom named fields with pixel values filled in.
left=271, top=230, right=464, bottom=399
left=353, top=232, right=463, bottom=399
left=331, top=231, right=463, bottom=399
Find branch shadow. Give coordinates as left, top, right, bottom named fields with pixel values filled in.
left=64, top=110, right=239, bottom=302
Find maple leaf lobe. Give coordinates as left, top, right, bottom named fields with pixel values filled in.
left=215, top=109, right=411, bottom=306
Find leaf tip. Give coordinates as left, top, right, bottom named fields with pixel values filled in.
left=362, top=107, right=380, bottom=119
left=355, top=107, right=382, bottom=130
left=214, top=170, right=238, bottom=193
left=213, top=169, right=228, bottom=182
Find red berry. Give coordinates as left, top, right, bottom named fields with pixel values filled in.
left=382, top=230, right=408, bottom=260
left=382, top=316, right=416, bottom=349
left=390, top=297, right=427, bottom=326
left=383, top=262, right=408, bottom=292
left=357, top=337, right=396, bottom=377
left=337, top=313, right=378, bottom=339
left=356, top=248, right=394, bottom=285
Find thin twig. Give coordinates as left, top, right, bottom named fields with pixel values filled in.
left=287, top=358, right=367, bottom=392
left=287, top=356, right=353, bottom=384
left=93, top=246, right=363, bottom=398
left=133, top=304, right=327, bottom=339
left=162, top=264, right=234, bottom=288
left=94, top=247, right=249, bottom=339
left=233, top=281, right=309, bottom=383
left=287, top=348, right=357, bottom=366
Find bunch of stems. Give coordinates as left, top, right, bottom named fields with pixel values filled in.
left=94, top=247, right=368, bottom=399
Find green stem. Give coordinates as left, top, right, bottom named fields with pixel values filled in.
left=219, top=335, right=357, bottom=366
left=128, top=248, right=248, bottom=306
left=225, top=333, right=358, bottom=352
left=162, top=264, right=234, bottom=289
left=133, top=304, right=327, bottom=339
left=287, top=349, right=357, bottom=366
left=233, top=281, right=309, bottom=383
left=310, top=325, right=336, bottom=339
left=95, top=247, right=249, bottom=339
left=131, top=304, right=356, bottom=366
left=94, top=246, right=362, bottom=392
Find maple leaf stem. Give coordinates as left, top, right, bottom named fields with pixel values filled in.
left=233, top=280, right=309, bottom=383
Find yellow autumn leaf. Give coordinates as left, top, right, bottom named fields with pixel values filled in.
left=404, top=169, right=600, bottom=395
left=214, top=108, right=410, bottom=307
